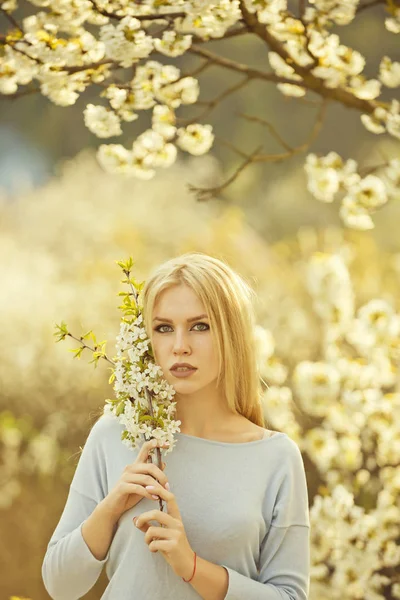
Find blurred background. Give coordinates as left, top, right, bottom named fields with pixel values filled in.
left=1, top=4, right=400, bottom=599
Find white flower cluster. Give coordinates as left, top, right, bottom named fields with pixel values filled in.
left=99, top=17, right=153, bottom=68
left=177, top=0, right=241, bottom=38
left=244, top=0, right=287, bottom=25
left=310, top=483, right=400, bottom=599
left=305, top=0, right=358, bottom=26
left=305, top=152, right=400, bottom=229
left=294, top=252, right=400, bottom=475
left=385, top=6, right=400, bottom=34
left=1, top=0, right=399, bottom=188
left=104, top=314, right=181, bottom=453
left=361, top=100, right=400, bottom=139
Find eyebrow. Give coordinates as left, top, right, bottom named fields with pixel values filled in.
left=153, top=314, right=209, bottom=323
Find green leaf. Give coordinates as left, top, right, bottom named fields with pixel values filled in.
left=116, top=400, right=125, bottom=416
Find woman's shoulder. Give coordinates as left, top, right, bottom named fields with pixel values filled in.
left=84, top=411, right=126, bottom=450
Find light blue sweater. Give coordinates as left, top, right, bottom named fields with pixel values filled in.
left=42, top=414, right=310, bottom=599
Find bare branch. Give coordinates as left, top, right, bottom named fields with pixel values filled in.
left=177, top=75, right=252, bottom=126
left=188, top=145, right=263, bottom=202
left=188, top=44, right=304, bottom=86
left=189, top=99, right=328, bottom=202
left=214, top=136, right=249, bottom=159
left=237, top=112, right=294, bottom=152
left=357, top=0, right=389, bottom=12
left=181, top=59, right=213, bottom=79
left=253, top=97, right=328, bottom=162
left=0, top=6, right=24, bottom=33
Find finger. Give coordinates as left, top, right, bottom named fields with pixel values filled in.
left=133, top=463, right=169, bottom=488
left=142, top=486, right=182, bottom=521
left=118, top=480, right=158, bottom=502
left=144, top=525, right=174, bottom=547
left=133, top=508, right=176, bottom=531
left=135, top=439, right=170, bottom=464
left=123, top=474, right=168, bottom=499
left=149, top=539, right=172, bottom=553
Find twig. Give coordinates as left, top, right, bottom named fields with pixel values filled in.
left=181, top=59, right=213, bottom=79
left=188, top=145, right=263, bottom=202
left=253, top=97, right=328, bottom=162
left=177, top=75, right=252, bottom=126
left=188, top=44, right=298, bottom=85
left=214, top=136, right=249, bottom=159
left=188, top=99, right=328, bottom=201
left=357, top=0, right=388, bottom=12
left=67, top=333, right=115, bottom=366
left=0, top=6, right=24, bottom=33
left=237, top=112, right=294, bottom=152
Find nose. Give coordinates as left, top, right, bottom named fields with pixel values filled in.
left=173, top=329, right=191, bottom=356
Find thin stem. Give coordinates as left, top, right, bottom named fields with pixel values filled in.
left=67, top=333, right=115, bottom=366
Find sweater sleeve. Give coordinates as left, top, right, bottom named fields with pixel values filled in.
left=42, top=416, right=112, bottom=600
left=221, top=438, right=310, bottom=600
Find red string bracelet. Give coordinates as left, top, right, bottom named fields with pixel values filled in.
left=182, top=551, right=197, bottom=583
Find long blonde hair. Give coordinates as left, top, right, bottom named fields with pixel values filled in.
left=142, top=252, right=265, bottom=428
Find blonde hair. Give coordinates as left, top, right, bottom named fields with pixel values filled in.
left=142, top=252, right=265, bottom=428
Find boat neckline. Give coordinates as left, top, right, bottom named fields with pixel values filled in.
left=174, top=431, right=285, bottom=447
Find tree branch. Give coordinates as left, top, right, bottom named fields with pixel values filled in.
left=177, top=75, right=252, bottom=126
left=188, top=145, right=263, bottom=202
left=237, top=112, right=294, bottom=152
left=188, top=44, right=305, bottom=86
left=356, top=0, right=390, bottom=12
left=239, top=0, right=376, bottom=114
left=253, top=97, right=328, bottom=162
left=0, top=6, right=24, bottom=33
left=188, top=98, right=328, bottom=201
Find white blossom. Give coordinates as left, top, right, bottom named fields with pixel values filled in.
left=152, top=105, right=176, bottom=140
left=339, top=196, right=374, bottom=230
left=345, top=175, right=388, bottom=210
left=100, top=16, right=153, bottom=68
left=153, top=31, right=192, bottom=57
left=386, top=100, right=400, bottom=139
left=155, top=77, right=199, bottom=109
left=177, top=124, right=214, bottom=155
left=305, top=152, right=351, bottom=202
left=84, top=104, right=122, bottom=138
left=385, top=8, right=400, bottom=34
left=379, top=56, right=400, bottom=88
left=348, top=77, right=381, bottom=100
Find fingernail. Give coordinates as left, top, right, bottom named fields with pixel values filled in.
left=165, top=482, right=170, bottom=491
left=151, top=495, right=159, bottom=500
left=146, top=485, right=155, bottom=491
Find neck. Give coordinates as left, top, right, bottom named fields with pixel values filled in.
left=174, top=386, right=236, bottom=438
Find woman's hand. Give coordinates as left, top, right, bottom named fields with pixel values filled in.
left=101, top=438, right=170, bottom=522
left=133, top=485, right=195, bottom=581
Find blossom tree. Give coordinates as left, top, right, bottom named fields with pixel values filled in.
left=1, top=0, right=399, bottom=228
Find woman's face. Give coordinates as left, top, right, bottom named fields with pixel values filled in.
left=151, top=283, right=220, bottom=394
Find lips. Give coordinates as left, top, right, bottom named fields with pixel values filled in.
left=170, top=363, right=197, bottom=371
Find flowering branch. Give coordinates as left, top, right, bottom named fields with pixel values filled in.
left=54, top=257, right=181, bottom=513
left=1, top=0, right=399, bottom=228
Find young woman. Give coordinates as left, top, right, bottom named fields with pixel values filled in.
left=42, top=252, right=310, bottom=600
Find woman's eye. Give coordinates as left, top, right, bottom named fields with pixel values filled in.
left=154, top=322, right=209, bottom=333
left=194, top=322, right=209, bottom=331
